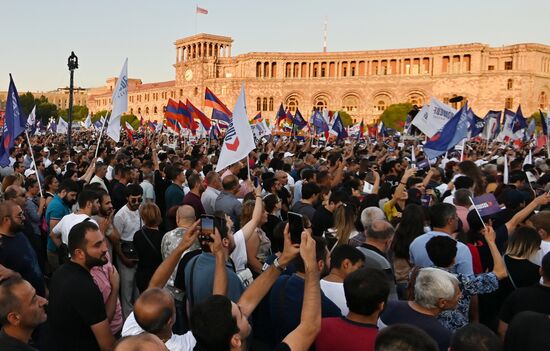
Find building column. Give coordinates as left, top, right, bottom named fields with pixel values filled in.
left=228, top=46, right=231, bottom=57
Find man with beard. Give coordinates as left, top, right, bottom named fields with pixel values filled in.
left=113, top=184, right=144, bottom=318
left=44, top=221, right=118, bottom=351
left=0, top=275, right=48, bottom=351
left=45, top=180, right=78, bottom=271
left=0, top=201, right=46, bottom=298
left=50, top=188, right=102, bottom=248
left=91, top=188, right=121, bottom=260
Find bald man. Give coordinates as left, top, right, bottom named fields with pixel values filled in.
left=121, top=288, right=196, bottom=350
left=115, top=333, right=168, bottom=351
left=356, top=219, right=398, bottom=300
left=161, top=205, right=199, bottom=286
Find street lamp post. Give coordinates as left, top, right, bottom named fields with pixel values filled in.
left=67, top=51, right=78, bottom=154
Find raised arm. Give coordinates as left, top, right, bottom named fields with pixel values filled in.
left=280, top=230, right=321, bottom=351
left=239, top=184, right=264, bottom=241
left=481, top=226, right=507, bottom=279
left=148, top=220, right=200, bottom=289
left=238, top=224, right=300, bottom=317
left=209, top=228, right=228, bottom=296
left=506, top=194, right=550, bottom=234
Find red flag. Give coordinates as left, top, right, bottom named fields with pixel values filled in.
left=537, top=134, right=547, bottom=148
left=196, top=6, right=208, bottom=14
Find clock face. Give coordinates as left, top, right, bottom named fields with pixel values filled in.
left=185, top=69, right=193, bottom=81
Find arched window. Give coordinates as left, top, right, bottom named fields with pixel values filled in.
left=375, top=100, right=386, bottom=112
left=180, top=89, right=183, bottom=97
left=539, top=91, right=548, bottom=109
left=313, top=95, right=329, bottom=112
left=507, top=79, right=513, bottom=90
left=373, top=93, right=391, bottom=114
left=342, top=95, right=359, bottom=113
left=138, top=107, right=142, bottom=114
left=269, top=97, right=274, bottom=111
left=145, top=107, right=149, bottom=114
left=256, top=62, right=262, bottom=77
left=408, top=93, right=425, bottom=106
left=130, top=108, right=133, bottom=114
left=286, top=96, right=299, bottom=114
left=256, top=97, right=261, bottom=111
left=262, top=98, right=268, bottom=111
left=154, top=106, right=158, bottom=114
left=505, top=97, right=514, bottom=109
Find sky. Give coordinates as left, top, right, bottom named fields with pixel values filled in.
left=1, top=0, right=548, bottom=92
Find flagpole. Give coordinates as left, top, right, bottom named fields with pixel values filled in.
left=469, top=196, right=487, bottom=230
left=460, top=139, right=466, bottom=162
left=25, top=131, right=43, bottom=197
left=194, top=4, right=198, bottom=33
left=95, top=112, right=109, bottom=159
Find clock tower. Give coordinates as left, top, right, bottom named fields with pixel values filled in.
left=174, top=33, right=233, bottom=104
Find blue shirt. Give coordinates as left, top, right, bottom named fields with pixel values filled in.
left=184, top=252, right=244, bottom=306
left=409, top=231, right=473, bottom=276
left=45, top=194, right=71, bottom=252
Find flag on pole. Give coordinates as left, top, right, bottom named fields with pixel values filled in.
left=205, top=88, right=232, bottom=123
left=468, top=108, right=485, bottom=138
left=423, top=103, right=470, bottom=160
left=251, top=112, right=262, bottom=124
left=186, top=99, right=211, bottom=130
left=209, top=123, right=221, bottom=140
left=482, top=110, right=501, bottom=140
left=540, top=110, right=548, bottom=136
left=27, top=106, right=37, bottom=135
left=511, top=105, right=527, bottom=133
left=525, top=118, right=536, bottom=140
left=359, top=120, right=365, bottom=138
left=106, top=59, right=128, bottom=142
left=0, top=75, right=25, bottom=167
left=496, top=109, right=515, bottom=141
left=275, top=103, right=290, bottom=126
left=196, top=6, right=208, bottom=14
left=253, top=120, right=271, bottom=139
left=330, top=114, right=348, bottom=139
left=125, top=121, right=135, bottom=142
left=84, top=113, right=92, bottom=129
left=311, top=110, right=328, bottom=134
left=215, top=85, right=256, bottom=172
left=411, top=97, right=457, bottom=138
left=56, top=117, right=68, bottom=134
left=292, top=108, right=307, bottom=130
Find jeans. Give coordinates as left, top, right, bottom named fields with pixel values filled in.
left=117, top=261, right=139, bottom=318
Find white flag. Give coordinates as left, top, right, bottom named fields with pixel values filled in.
left=253, top=120, right=271, bottom=139
left=27, top=106, right=36, bottom=129
left=106, top=59, right=128, bottom=142
left=56, top=117, right=68, bottom=134
left=523, top=149, right=532, bottom=167
left=84, top=113, right=92, bottom=129
left=411, top=97, right=457, bottom=138
left=215, top=85, right=256, bottom=172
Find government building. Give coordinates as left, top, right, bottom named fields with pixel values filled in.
left=32, top=34, right=550, bottom=124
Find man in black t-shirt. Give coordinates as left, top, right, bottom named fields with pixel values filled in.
left=311, top=190, right=349, bottom=237
left=43, top=221, right=119, bottom=351
left=0, top=275, right=47, bottom=351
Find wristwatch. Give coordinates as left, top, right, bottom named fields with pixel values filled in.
left=273, top=257, right=286, bottom=272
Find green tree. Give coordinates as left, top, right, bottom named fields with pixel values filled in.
left=380, top=103, right=414, bottom=131
left=121, top=114, right=139, bottom=130
left=92, top=110, right=109, bottom=122
left=19, top=92, right=35, bottom=116
left=338, top=110, right=354, bottom=127
left=36, top=102, right=58, bottom=124
left=530, top=111, right=546, bottom=131
left=58, top=105, right=89, bottom=121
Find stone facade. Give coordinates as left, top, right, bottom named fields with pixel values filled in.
left=85, top=33, right=550, bottom=123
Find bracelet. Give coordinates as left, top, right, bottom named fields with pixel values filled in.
left=273, top=257, right=286, bottom=272
left=256, top=195, right=262, bottom=198
left=400, top=182, right=406, bottom=185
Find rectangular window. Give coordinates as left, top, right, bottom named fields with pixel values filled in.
left=505, top=97, right=513, bottom=109
left=488, top=65, right=495, bottom=71
left=504, top=61, right=513, bottom=70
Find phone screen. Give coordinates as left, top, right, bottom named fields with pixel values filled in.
left=288, top=212, right=304, bottom=244
left=421, top=195, right=432, bottom=208
left=254, top=176, right=260, bottom=188
left=200, top=215, right=215, bottom=236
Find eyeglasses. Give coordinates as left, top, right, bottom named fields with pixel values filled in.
left=129, top=197, right=143, bottom=204
left=14, top=212, right=25, bottom=219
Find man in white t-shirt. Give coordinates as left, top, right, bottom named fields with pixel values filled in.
left=51, top=188, right=102, bottom=246
left=320, top=245, right=365, bottom=315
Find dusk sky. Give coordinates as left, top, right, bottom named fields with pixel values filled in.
left=1, top=0, right=548, bottom=92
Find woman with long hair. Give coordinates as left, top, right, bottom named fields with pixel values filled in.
left=241, top=199, right=271, bottom=276
left=44, top=175, right=60, bottom=207
left=332, top=203, right=360, bottom=247
left=502, top=226, right=541, bottom=290
left=390, top=204, right=426, bottom=297
left=459, top=160, right=485, bottom=196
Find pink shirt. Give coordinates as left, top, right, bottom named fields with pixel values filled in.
left=456, top=205, right=470, bottom=233
left=91, top=252, right=124, bottom=334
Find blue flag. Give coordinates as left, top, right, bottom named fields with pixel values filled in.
left=292, top=108, right=307, bottom=130
left=0, top=75, right=25, bottom=167
left=525, top=118, right=536, bottom=140
left=511, top=105, right=527, bottom=133
left=331, top=114, right=348, bottom=139
left=468, top=108, right=485, bottom=138
left=540, top=110, right=548, bottom=136
left=379, top=121, right=388, bottom=137
left=311, top=110, right=328, bottom=134
left=424, top=103, right=470, bottom=160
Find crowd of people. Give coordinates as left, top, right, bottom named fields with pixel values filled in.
left=1, top=128, right=550, bottom=351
